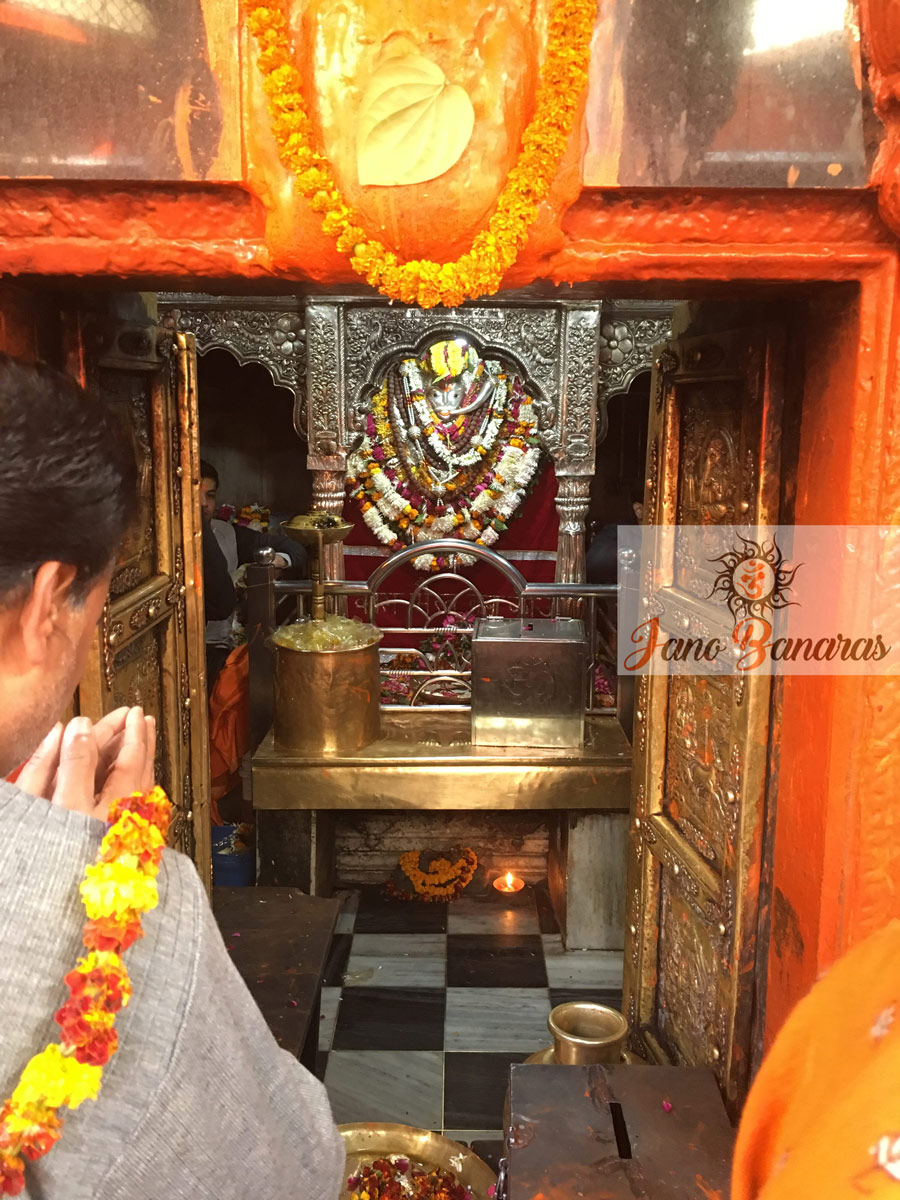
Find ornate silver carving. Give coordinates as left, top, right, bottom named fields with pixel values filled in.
left=158, top=295, right=306, bottom=427
left=341, top=304, right=562, bottom=424
left=558, top=306, right=600, bottom=469
left=306, top=306, right=343, bottom=455
left=303, top=299, right=602, bottom=583
left=598, top=317, right=672, bottom=400
left=554, top=477, right=592, bottom=584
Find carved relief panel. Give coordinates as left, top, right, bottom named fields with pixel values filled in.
left=76, top=321, right=211, bottom=884
left=623, top=324, right=786, bottom=1114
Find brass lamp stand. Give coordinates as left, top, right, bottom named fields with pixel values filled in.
left=280, top=512, right=353, bottom=620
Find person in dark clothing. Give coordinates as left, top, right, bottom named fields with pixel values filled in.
left=586, top=480, right=644, bottom=585
left=202, top=511, right=237, bottom=625
left=200, top=460, right=307, bottom=691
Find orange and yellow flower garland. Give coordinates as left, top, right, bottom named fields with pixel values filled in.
left=0, top=788, right=171, bottom=1197
left=245, top=0, right=597, bottom=308
left=387, top=848, right=478, bottom=902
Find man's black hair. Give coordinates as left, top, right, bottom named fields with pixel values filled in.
left=0, top=354, right=138, bottom=601
left=200, top=459, right=219, bottom=487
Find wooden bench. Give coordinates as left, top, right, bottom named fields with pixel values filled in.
left=213, top=886, right=339, bottom=1075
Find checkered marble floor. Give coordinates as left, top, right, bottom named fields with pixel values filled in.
left=317, top=884, right=624, bottom=1160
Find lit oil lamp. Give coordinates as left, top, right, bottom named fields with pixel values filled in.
left=493, top=870, right=525, bottom=894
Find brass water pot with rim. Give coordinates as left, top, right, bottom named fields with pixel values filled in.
left=273, top=510, right=382, bottom=756
left=547, top=1001, right=630, bottom=1065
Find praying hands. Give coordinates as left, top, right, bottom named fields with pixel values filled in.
left=17, top=706, right=157, bottom=822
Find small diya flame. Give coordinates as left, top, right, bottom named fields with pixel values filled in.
left=493, top=870, right=525, bottom=893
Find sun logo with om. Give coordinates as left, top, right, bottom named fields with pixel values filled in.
left=708, top=536, right=800, bottom=622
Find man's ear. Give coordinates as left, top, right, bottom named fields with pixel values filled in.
left=18, top=562, right=79, bottom=667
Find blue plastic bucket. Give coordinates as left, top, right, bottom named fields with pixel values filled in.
left=211, top=824, right=255, bottom=886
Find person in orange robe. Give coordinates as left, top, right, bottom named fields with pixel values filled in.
left=733, top=921, right=900, bottom=1197
left=207, top=643, right=250, bottom=824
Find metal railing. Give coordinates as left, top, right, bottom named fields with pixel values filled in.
left=247, top=541, right=619, bottom=718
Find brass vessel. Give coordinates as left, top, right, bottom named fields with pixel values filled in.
left=274, top=511, right=382, bottom=755
left=502, top=1002, right=633, bottom=1130
left=548, top=1001, right=630, bottom=1065
left=274, top=637, right=382, bottom=755
left=339, top=1123, right=496, bottom=1200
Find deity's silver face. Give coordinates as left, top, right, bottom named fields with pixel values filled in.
left=427, top=377, right=466, bottom=414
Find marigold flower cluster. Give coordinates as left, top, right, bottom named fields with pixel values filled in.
left=386, top=848, right=478, bottom=902
left=0, top=788, right=171, bottom=1195
left=246, top=0, right=597, bottom=308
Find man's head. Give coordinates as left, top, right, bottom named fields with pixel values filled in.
left=0, top=355, right=136, bottom=775
left=630, top=479, right=645, bottom=523
left=199, top=459, right=218, bottom=519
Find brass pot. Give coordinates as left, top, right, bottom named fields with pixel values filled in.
left=548, top=1001, right=629, bottom=1065
left=274, top=639, right=382, bottom=755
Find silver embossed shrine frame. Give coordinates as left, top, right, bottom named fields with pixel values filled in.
left=305, top=299, right=601, bottom=584
left=158, top=293, right=306, bottom=418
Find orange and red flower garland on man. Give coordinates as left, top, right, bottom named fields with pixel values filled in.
left=0, top=789, right=171, bottom=1196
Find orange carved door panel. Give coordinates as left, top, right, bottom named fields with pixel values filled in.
left=623, top=326, right=785, bottom=1113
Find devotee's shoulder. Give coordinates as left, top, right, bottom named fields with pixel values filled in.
left=0, top=786, right=344, bottom=1200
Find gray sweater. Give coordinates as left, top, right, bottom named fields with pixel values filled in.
left=0, top=781, right=345, bottom=1199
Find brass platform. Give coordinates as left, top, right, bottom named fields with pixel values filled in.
left=252, top=710, right=632, bottom=811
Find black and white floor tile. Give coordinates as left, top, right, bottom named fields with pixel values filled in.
left=318, top=884, right=624, bottom=1151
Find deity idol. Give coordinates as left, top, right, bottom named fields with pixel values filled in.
left=347, top=339, right=544, bottom=569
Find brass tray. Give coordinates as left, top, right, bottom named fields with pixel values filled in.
left=281, top=512, right=353, bottom=546
left=339, top=1123, right=497, bottom=1199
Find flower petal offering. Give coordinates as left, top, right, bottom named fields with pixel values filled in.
left=340, top=1125, right=495, bottom=1200
left=347, top=1155, right=474, bottom=1200
left=272, top=614, right=380, bottom=653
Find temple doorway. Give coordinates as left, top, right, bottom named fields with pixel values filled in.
left=195, top=349, right=312, bottom=828
left=1, top=276, right=861, bottom=1124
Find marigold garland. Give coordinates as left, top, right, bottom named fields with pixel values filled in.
left=0, top=788, right=171, bottom=1196
left=386, top=848, right=478, bottom=903
left=245, top=0, right=597, bottom=308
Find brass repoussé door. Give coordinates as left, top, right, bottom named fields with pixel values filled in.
left=74, top=317, right=211, bottom=886
left=623, top=325, right=785, bottom=1114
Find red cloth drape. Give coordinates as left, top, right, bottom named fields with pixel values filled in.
left=342, top=466, right=560, bottom=595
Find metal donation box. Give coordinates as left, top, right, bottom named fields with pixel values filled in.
left=472, top=617, right=587, bottom=749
